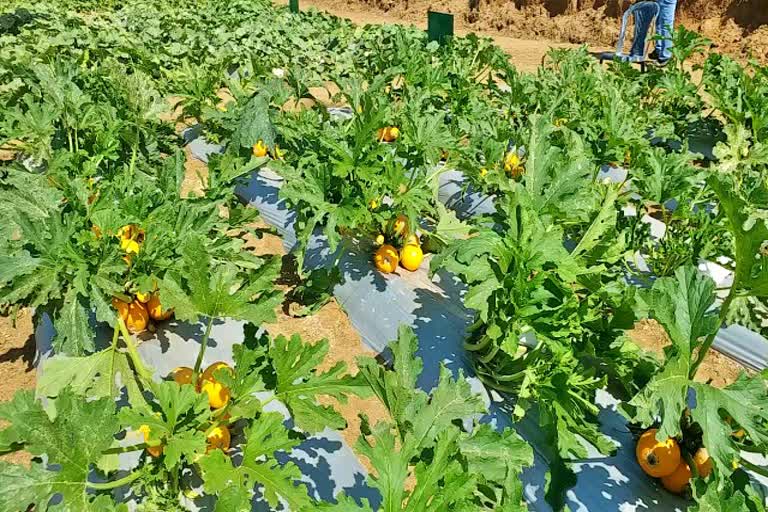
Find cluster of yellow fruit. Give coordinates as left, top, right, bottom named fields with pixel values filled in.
left=377, top=126, right=400, bottom=143
left=139, top=362, right=234, bottom=458
left=635, top=428, right=713, bottom=495
left=252, top=139, right=285, bottom=159
left=112, top=290, right=172, bottom=333
left=373, top=215, right=424, bottom=274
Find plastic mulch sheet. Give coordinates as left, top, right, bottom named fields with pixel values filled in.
left=234, top=168, right=694, bottom=511
left=34, top=314, right=377, bottom=511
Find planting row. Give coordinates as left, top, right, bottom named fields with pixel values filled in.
left=1, top=0, right=767, bottom=510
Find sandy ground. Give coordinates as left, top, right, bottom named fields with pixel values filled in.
left=285, top=0, right=768, bottom=65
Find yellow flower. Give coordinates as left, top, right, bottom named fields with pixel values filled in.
left=503, top=152, right=525, bottom=177
left=121, top=238, right=140, bottom=255
left=252, top=140, right=268, bottom=158
left=554, top=117, right=568, bottom=127
left=479, top=167, right=488, bottom=177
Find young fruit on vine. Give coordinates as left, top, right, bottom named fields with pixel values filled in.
left=139, top=424, right=163, bottom=458
left=200, top=362, right=233, bottom=409
left=391, top=215, right=409, bottom=236
left=661, top=462, right=692, bottom=494
left=636, top=429, right=681, bottom=477
left=374, top=244, right=399, bottom=273
left=147, top=293, right=173, bottom=321
left=112, top=298, right=149, bottom=333
left=206, top=425, right=231, bottom=452
left=399, top=244, right=423, bottom=271
left=693, top=447, right=713, bottom=478
left=171, top=366, right=194, bottom=386
left=377, top=126, right=400, bottom=142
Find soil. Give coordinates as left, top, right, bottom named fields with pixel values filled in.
left=282, top=0, right=768, bottom=65
left=629, top=319, right=747, bottom=387
left=0, top=311, right=35, bottom=466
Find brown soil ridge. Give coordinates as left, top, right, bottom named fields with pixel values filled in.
left=297, top=0, right=768, bottom=64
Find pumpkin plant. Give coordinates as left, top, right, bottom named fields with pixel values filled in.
left=624, top=266, right=768, bottom=506
left=0, top=148, right=270, bottom=354
left=0, top=320, right=370, bottom=510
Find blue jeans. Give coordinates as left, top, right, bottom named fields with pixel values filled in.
left=655, top=0, right=677, bottom=61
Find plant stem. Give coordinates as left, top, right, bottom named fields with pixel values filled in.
left=690, top=285, right=736, bottom=379
left=118, top=318, right=153, bottom=384
left=86, top=470, right=142, bottom=491
left=108, top=324, right=119, bottom=400
left=192, top=316, right=215, bottom=385
left=740, top=458, right=768, bottom=479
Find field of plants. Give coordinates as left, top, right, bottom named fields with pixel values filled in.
left=0, top=0, right=767, bottom=510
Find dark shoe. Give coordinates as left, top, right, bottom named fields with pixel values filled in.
left=648, top=49, right=660, bottom=61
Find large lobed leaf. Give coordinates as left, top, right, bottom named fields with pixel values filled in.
left=0, top=389, right=120, bottom=511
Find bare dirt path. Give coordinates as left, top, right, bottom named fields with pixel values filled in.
left=276, top=0, right=586, bottom=72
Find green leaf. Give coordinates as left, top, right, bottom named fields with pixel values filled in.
left=0, top=389, right=119, bottom=511
left=162, top=234, right=282, bottom=324
left=37, top=347, right=145, bottom=405
left=52, top=288, right=94, bottom=356
left=206, top=411, right=312, bottom=510
left=690, top=375, right=768, bottom=476
left=271, top=334, right=371, bottom=432
left=709, top=174, right=768, bottom=299
left=638, top=266, right=719, bottom=360
left=355, top=326, right=532, bottom=510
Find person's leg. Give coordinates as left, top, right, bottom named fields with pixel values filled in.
left=655, top=0, right=678, bottom=61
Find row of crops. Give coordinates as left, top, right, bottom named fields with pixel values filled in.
left=1, top=0, right=767, bottom=510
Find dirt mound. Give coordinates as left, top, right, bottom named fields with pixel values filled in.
left=348, top=0, right=768, bottom=62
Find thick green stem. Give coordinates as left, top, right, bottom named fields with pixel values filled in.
left=117, top=318, right=153, bottom=384
left=740, top=458, right=768, bottom=479
left=86, top=470, right=142, bottom=491
left=192, top=316, right=215, bottom=385
left=690, top=286, right=737, bottom=379
left=108, top=324, right=120, bottom=400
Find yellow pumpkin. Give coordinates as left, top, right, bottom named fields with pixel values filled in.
left=661, top=462, right=692, bottom=494
left=693, top=447, right=713, bottom=478
left=171, top=366, right=194, bottom=386
left=113, top=298, right=149, bottom=333
left=200, top=362, right=233, bottom=409
left=635, top=429, right=681, bottom=478
left=374, top=244, right=399, bottom=274
left=147, top=293, right=173, bottom=321
left=139, top=424, right=163, bottom=458
left=201, top=379, right=231, bottom=409
left=377, top=126, right=400, bottom=142
left=252, top=140, right=268, bottom=157
left=399, top=245, right=423, bottom=272
left=391, top=215, right=409, bottom=236
left=206, top=425, right=231, bottom=452
left=202, top=362, right=233, bottom=383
